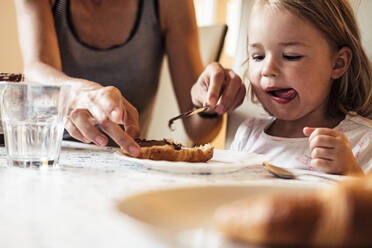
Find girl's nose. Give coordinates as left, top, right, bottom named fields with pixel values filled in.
left=262, top=56, right=279, bottom=78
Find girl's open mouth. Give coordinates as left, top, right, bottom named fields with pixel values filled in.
left=266, top=88, right=297, bottom=104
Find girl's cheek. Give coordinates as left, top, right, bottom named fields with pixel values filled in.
left=251, top=82, right=262, bottom=92
left=248, top=68, right=260, bottom=83
left=251, top=84, right=263, bottom=98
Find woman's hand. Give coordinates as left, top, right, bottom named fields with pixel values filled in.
left=191, top=62, right=246, bottom=114
left=66, top=85, right=140, bottom=156
left=303, top=127, right=363, bottom=175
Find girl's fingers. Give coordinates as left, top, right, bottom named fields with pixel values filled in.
left=308, top=134, right=337, bottom=151
left=310, top=158, right=338, bottom=174
left=311, top=146, right=335, bottom=161
left=303, top=127, right=315, bottom=137
left=307, top=128, right=354, bottom=175
left=306, top=128, right=347, bottom=151
left=307, top=127, right=341, bottom=140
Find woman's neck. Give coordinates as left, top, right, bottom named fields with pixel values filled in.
left=266, top=113, right=345, bottom=138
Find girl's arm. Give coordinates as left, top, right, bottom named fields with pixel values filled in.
left=159, top=0, right=245, bottom=145
left=14, top=0, right=140, bottom=155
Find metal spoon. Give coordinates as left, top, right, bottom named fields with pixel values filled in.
left=263, top=162, right=340, bottom=182
left=263, top=162, right=295, bottom=179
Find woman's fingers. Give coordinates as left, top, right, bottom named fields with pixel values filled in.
left=68, top=108, right=140, bottom=155
left=86, top=86, right=124, bottom=124
left=65, top=118, right=91, bottom=143
left=192, top=62, right=244, bottom=114
left=122, top=97, right=140, bottom=138
left=67, top=86, right=141, bottom=155
left=98, top=119, right=140, bottom=156
left=231, top=83, right=247, bottom=112
left=68, top=108, right=108, bottom=146
left=205, top=63, right=226, bottom=107
left=85, top=86, right=140, bottom=137
left=218, top=70, right=246, bottom=113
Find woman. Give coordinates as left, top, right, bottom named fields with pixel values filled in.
left=14, top=0, right=245, bottom=156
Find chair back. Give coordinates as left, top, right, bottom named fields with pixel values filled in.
left=198, top=24, right=227, bottom=66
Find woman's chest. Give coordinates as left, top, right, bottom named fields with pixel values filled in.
left=67, top=0, right=139, bottom=49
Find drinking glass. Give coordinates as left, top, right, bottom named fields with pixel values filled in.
left=0, top=82, right=70, bottom=168
left=0, top=73, right=24, bottom=140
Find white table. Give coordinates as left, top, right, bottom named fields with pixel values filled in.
left=0, top=141, right=337, bottom=248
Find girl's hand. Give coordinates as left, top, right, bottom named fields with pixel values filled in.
left=191, top=62, right=246, bottom=115
left=303, top=127, right=363, bottom=175
left=66, top=85, right=141, bottom=156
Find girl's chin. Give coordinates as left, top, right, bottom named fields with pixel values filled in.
left=263, top=106, right=302, bottom=120
left=259, top=98, right=297, bottom=116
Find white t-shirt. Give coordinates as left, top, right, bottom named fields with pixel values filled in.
left=231, top=113, right=372, bottom=172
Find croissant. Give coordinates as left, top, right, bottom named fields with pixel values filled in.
left=214, top=174, right=372, bottom=247
left=122, top=138, right=214, bottom=162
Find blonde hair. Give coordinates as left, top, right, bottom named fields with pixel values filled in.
left=248, top=0, right=372, bottom=117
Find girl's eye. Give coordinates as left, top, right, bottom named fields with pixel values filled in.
left=252, top=55, right=264, bottom=61
left=283, top=55, right=303, bottom=61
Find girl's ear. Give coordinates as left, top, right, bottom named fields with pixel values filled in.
left=331, top=46, right=352, bottom=79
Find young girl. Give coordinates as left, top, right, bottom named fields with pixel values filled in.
left=227, top=0, right=372, bottom=175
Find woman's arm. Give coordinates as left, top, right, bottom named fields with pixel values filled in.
left=159, top=0, right=245, bottom=144
left=14, top=0, right=140, bottom=155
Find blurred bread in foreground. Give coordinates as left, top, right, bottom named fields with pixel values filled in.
left=214, top=174, right=372, bottom=247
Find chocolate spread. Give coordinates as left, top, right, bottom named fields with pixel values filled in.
left=0, top=73, right=24, bottom=82
left=135, top=138, right=182, bottom=150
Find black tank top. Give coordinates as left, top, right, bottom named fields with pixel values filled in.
left=53, top=0, right=165, bottom=116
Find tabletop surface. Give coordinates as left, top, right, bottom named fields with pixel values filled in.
left=0, top=141, right=340, bottom=248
